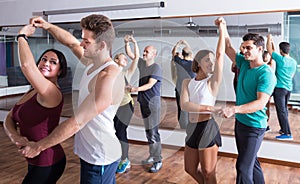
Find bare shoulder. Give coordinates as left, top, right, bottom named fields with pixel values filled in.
left=96, top=62, right=121, bottom=79
left=182, top=78, right=191, bottom=86
left=104, top=63, right=121, bottom=74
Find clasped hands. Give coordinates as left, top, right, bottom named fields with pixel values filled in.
left=13, top=135, right=41, bottom=159
left=125, top=85, right=138, bottom=93
left=213, top=106, right=236, bottom=118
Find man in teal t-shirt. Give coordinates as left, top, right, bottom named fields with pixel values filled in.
left=219, top=17, right=276, bottom=183
left=235, top=53, right=276, bottom=129
left=267, top=34, right=297, bottom=140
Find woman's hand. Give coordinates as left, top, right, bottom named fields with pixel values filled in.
left=18, top=24, right=36, bottom=37
left=10, top=134, right=29, bottom=149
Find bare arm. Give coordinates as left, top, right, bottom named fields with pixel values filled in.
left=172, top=41, right=181, bottom=56
left=221, top=18, right=237, bottom=63
left=125, top=35, right=139, bottom=80
left=125, top=35, right=139, bottom=61
left=171, top=41, right=182, bottom=85
left=170, top=57, right=177, bottom=85
left=180, top=79, right=214, bottom=113
left=267, top=34, right=275, bottom=55
left=130, top=78, right=157, bottom=92
left=20, top=64, right=123, bottom=158
left=221, top=92, right=270, bottom=118
left=209, top=17, right=226, bottom=96
left=3, top=110, right=28, bottom=148
left=17, top=25, right=62, bottom=107
left=30, top=17, right=85, bottom=64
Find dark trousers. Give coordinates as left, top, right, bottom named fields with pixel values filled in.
left=22, top=156, right=66, bottom=184
left=114, top=101, right=134, bottom=160
left=175, top=88, right=189, bottom=129
left=273, top=87, right=291, bottom=135
left=235, top=120, right=265, bottom=184
left=140, top=99, right=162, bottom=162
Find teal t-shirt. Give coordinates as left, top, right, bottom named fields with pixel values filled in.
left=235, top=53, right=276, bottom=128
left=272, top=52, right=297, bottom=91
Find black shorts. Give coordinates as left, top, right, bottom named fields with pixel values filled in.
left=185, top=118, right=222, bottom=149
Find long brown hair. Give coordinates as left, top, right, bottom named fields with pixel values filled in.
left=192, top=50, right=214, bottom=73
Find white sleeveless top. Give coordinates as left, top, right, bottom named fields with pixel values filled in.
left=188, top=76, right=216, bottom=109
left=74, top=61, right=121, bottom=165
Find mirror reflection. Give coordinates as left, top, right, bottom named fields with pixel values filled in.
left=0, top=11, right=299, bottom=144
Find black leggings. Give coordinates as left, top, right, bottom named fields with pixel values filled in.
left=22, top=156, right=66, bottom=184
left=114, top=101, right=134, bottom=160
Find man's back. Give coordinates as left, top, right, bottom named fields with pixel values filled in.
left=272, top=52, right=297, bottom=91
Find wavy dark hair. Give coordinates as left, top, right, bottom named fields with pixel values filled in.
left=36, top=49, right=68, bottom=78
left=242, top=33, right=265, bottom=50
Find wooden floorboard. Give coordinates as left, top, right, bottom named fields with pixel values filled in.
left=1, top=124, right=300, bottom=184
left=1, top=92, right=300, bottom=183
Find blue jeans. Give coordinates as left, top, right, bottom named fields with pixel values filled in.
left=80, top=159, right=119, bottom=184
left=273, top=87, right=291, bottom=134
left=235, top=120, right=265, bottom=184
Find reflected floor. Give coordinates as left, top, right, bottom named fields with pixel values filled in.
left=1, top=92, right=299, bottom=144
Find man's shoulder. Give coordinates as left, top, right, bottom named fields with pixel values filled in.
left=153, top=62, right=162, bottom=70
left=174, top=55, right=181, bottom=60
left=271, top=51, right=282, bottom=60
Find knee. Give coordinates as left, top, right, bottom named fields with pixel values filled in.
left=184, top=165, right=196, bottom=176
left=202, top=166, right=216, bottom=180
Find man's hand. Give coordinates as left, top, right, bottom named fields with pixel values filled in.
left=215, top=17, right=226, bottom=27
left=214, top=106, right=236, bottom=118
left=219, top=107, right=236, bottom=118
left=30, top=16, right=51, bottom=30
left=19, top=141, right=42, bottom=158
left=130, top=86, right=139, bottom=93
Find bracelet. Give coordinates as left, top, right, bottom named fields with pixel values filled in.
left=16, top=34, right=28, bottom=42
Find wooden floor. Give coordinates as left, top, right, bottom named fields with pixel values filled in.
left=1, top=93, right=300, bottom=183
left=1, top=124, right=300, bottom=184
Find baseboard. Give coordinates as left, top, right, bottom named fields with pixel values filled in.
left=128, top=139, right=300, bottom=168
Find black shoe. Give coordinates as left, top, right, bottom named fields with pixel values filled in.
left=141, top=157, right=155, bottom=165
left=266, top=126, right=271, bottom=132
left=149, top=161, right=162, bottom=173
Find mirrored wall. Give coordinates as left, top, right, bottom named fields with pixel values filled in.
left=0, top=11, right=299, bottom=144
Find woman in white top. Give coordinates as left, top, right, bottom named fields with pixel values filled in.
left=180, top=17, right=226, bottom=184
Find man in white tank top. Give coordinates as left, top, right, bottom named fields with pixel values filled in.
left=19, top=14, right=125, bottom=184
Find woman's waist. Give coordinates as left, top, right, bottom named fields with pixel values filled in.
left=26, top=145, right=65, bottom=166
left=189, top=113, right=212, bottom=123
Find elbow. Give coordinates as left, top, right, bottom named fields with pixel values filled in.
left=180, top=102, right=188, bottom=111
left=96, top=99, right=112, bottom=115
left=215, top=52, right=224, bottom=60
left=20, top=62, right=31, bottom=71
left=255, top=102, right=267, bottom=112
left=69, top=117, right=84, bottom=133
left=259, top=104, right=267, bottom=111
